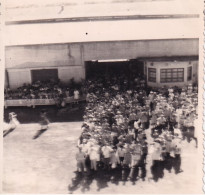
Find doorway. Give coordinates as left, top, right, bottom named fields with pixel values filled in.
left=85, top=59, right=144, bottom=80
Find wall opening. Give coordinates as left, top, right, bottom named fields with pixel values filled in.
left=85, top=59, right=144, bottom=80
left=31, top=69, right=58, bottom=83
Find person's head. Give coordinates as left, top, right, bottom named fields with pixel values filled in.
left=132, top=140, right=136, bottom=144
left=9, top=112, right=17, bottom=119
left=83, top=139, right=87, bottom=144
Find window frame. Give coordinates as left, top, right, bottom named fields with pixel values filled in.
left=148, top=68, right=156, bottom=82
left=160, top=68, right=184, bottom=83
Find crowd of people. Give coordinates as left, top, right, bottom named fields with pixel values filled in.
left=3, top=69, right=199, bottom=187
left=73, top=72, right=198, bottom=186
left=4, top=79, right=84, bottom=101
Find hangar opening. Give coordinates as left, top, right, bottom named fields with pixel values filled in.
left=85, top=59, right=144, bottom=80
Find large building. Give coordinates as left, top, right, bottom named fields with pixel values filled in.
left=2, top=1, right=203, bottom=194
left=4, top=0, right=202, bottom=89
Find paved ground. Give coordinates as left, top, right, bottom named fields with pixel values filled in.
left=3, top=122, right=203, bottom=194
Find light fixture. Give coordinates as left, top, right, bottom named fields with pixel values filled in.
left=93, top=59, right=129, bottom=62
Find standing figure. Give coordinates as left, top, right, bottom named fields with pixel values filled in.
left=151, top=139, right=164, bottom=182
left=101, top=142, right=113, bottom=171
left=3, top=112, right=20, bottom=137
left=116, top=145, right=125, bottom=166
left=74, top=89, right=80, bottom=103
left=76, top=147, right=86, bottom=173
left=128, top=142, right=142, bottom=181
left=40, top=109, right=50, bottom=130
left=88, top=142, right=100, bottom=171
left=33, top=109, right=50, bottom=139
left=9, top=112, right=20, bottom=129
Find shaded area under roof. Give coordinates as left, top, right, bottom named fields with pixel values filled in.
left=137, top=55, right=198, bottom=62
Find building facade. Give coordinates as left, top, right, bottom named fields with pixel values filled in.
left=4, top=0, right=201, bottom=89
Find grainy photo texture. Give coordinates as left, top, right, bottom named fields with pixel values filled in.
left=2, top=0, right=204, bottom=194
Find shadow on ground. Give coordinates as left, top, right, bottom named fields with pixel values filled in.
left=68, top=157, right=182, bottom=194
left=4, top=102, right=86, bottom=124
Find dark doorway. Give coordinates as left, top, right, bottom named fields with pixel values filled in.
left=31, top=69, right=58, bottom=83
left=85, top=59, right=144, bottom=79
left=129, top=59, right=144, bottom=77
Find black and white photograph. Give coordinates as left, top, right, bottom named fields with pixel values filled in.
left=1, top=0, right=204, bottom=194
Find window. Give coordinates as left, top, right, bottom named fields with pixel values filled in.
left=31, top=69, right=58, bottom=83
left=160, top=68, right=184, bottom=83
left=148, top=68, right=156, bottom=82
left=187, top=66, right=192, bottom=81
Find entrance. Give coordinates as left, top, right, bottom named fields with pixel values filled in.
left=85, top=59, right=144, bottom=79
left=31, top=69, right=58, bottom=83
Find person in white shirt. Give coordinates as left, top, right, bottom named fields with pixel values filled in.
left=134, top=119, right=141, bottom=130
left=88, top=143, right=100, bottom=171
left=74, top=89, right=80, bottom=100
left=101, top=143, right=113, bottom=170
left=79, top=139, right=89, bottom=155
left=173, top=126, right=183, bottom=139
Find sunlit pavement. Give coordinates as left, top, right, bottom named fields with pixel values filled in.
left=3, top=122, right=203, bottom=194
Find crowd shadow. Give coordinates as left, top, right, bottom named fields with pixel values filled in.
left=68, top=165, right=123, bottom=193
left=68, top=165, right=148, bottom=193
left=68, top=155, right=182, bottom=193
left=151, top=154, right=182, bottom=182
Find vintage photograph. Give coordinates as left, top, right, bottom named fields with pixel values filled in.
left=2, top=0, right=204, bottom=194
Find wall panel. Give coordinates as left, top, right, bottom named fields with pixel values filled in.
left=6, top=39, right=199, bottom=69
left=58, top=66, right=85, bottom=83
left=7, top=69, right=31, bottom=89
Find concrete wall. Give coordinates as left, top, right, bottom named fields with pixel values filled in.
left=5, top=39, right=199, bottom=89
left=6, top=44, right=83, bottom=69
left=146, top=60, right=198, bottom=87
left=6, top=44, right=85, bottom=88
left=58, top=66, right=85, bottom=83
left=83, top=39, right=199, bottom=60
left=6, top=39, right=199, bottom=69
left=7, top=66, right=85, bottom=89
left=7, top=69, right=31, bottom=89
